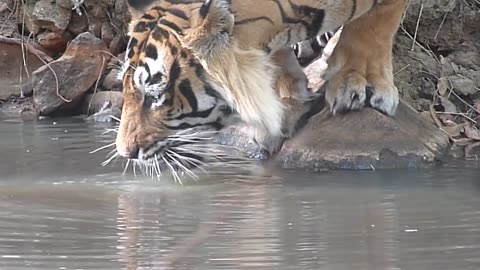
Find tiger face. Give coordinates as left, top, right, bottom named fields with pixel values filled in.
left=116, top=2, right=236, bottom=160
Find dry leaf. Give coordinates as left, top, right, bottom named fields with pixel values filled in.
left=464, top=125, right=480, bottom=141
left=444, top=123, right=466, bottom=138
left=438, top=114, right=455, bottom=126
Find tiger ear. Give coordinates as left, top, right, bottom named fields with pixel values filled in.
left=180, top=0, right=234, bottom=56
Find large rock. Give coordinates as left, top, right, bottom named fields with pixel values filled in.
left=33, top=0, right=71, bottom=32
left=0, top=37, right=49, bottom=100
left=278, top=100, right=450, bottom=170
left=33, top=32, right=110, bottom=115
left=82, top=91, right=123, bottom=117
left=216, top=97, right=450, bottom=170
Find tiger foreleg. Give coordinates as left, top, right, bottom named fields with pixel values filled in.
left=324, top=0, right=406, bottom=116
left=250, top=47, right=315, bottom=159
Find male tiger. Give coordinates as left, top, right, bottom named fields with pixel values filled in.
left=116, top=0, right=406, bottom=163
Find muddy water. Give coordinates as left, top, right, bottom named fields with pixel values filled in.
left=0, top=118, right=480, bottom=270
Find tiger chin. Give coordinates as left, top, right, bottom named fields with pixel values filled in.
left=115, top=0, right=406, bottom=166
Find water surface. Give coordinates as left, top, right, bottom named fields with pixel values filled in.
left=0, top=118, right=479, bottom=270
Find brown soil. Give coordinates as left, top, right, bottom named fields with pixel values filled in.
left=394, top=0, right=480, bottom=112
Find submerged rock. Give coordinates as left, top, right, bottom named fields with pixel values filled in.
left=33, top=32, right=110, bottom=115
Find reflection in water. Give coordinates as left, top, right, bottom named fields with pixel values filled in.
left=0, top=118, right=480, bottom=270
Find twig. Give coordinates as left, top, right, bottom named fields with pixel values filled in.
left=411, top=2, right=424, bottom=51
left=435, top=112, right=477, bottom=123
left=394, top=64, right=411, bottom=77
left=87, top=56, right=106, bottom=114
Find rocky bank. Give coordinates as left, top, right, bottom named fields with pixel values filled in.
left=0, top=0, right=479, bottom=169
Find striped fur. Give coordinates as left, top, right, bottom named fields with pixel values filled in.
left=116, top=0, right=405, bottom=161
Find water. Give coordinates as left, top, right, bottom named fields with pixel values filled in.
left=0, top=118, right=479, bottom=270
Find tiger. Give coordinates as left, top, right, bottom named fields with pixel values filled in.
left=115, top=0, right=407, bottom=164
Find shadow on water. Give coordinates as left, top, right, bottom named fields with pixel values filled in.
left=0, top=118, right=480, bottom=269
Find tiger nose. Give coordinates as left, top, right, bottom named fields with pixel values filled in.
left=117, top=145, right=140, bottom=159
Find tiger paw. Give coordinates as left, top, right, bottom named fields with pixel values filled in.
left=322, top=2, right=402, bottom=116
left=325, top=68, right=399, bottom=116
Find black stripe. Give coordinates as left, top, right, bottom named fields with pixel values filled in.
left=165, top=121, right=223, bottom=131
left=288, top=1, right=325, bottom=36
left=171, top=106, right=215, bottom=121
left=159, top=18, right=182, bottom=34
left=151, top=26, right=169, bottom=41
left=235, top=16, right=274, bottom=25
left=168, top=8, right=189, bottom=20
left=178, top=79, right=198, bottom=112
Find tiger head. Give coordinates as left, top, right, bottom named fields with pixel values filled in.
left=116, top=0, right=255, bottom=161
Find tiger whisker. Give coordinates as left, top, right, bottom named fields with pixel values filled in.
left=102, top=152, right=119, bottom=166
left=162, top=156, right=182, bottom=184
left=90, top=142, right=116, bottom=154
left=166, top=152, right=199, bottom=180
left=109, top=115, right=121, bottom=122
left=102, top=128, right=119, bottom=135
left=123, top=159, right=131, bottom=175
left=132, top=160, right=138, bottom=176
left=153, top=154, right=162, bottom=180
left=167, top=150, right=209, bottom=175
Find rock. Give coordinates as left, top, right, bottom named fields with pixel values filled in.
left=37, top=30, right=72, bottom=52
left=0, top=38, right=47, bottom=100
left=101, top=22, right=115, bottom=47
left=215, top=125, right=261, bottom=157
left=56, top=0, right=74, bottom=9
left=88, top=19, right=102, bottom=38
left=33, top=32, right=110, bottom=115
left=33, top=0, right=71, bottom=32
left=0, top=2, right=17, bottom=37
left=277, top=100, right=450, bottom=170
left=109, top=34, right=127, bottom=56
left=20, top=3, right=43, bottom=35
left=67, top=12, right=88, bottom=36
left=82, top=91, right=123, bottom=116
left=102, top=69, right=121, bottom=90
left=448, top=75, right=477, bottom=96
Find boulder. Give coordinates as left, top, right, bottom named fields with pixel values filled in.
left=83, top=91, right=123, bottom=122
left=277, top=100, right=450, bottom=170
left=102, top=69, right=122, bottom=90
left=33, top=0, right=71, bottom=32
left=0, top=37, right=49, bottom=100
left=33, top=32, right=110, bottom=115
left=82, top=91, right=123, bottom=116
